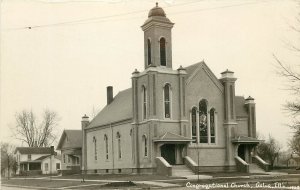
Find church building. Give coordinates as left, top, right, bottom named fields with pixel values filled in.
left=81, top=3, right=269, bottom=175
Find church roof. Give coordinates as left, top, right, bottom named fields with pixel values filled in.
left=57, top=130, right=82, bottom=150
left=184, top=61, right=205, bottom=79
left=235, top=96, right=249, bottom=117
left=184, top=61, right=224, bottom=93
left=87, top=88, right=132, bottom=128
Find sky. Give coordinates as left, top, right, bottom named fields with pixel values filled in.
left=0, top=0, right=299, bottom=150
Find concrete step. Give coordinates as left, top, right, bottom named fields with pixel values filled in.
left=172, top=165, right=194, bottom=177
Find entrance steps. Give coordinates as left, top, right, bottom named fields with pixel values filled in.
left=172, top=165, right=194, bottom=177
left=249, top=163, right=265, bottom=173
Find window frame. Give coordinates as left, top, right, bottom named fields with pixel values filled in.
left=142, top=135, right=148, bottom=157
left=93, top=136, right=97, bottom=160
left=159, top=37, right=167, bottom=66
left=210, top=108, right=216, bottom=144
left=147, top=38, right=152, bottom=65
left=191, top=107, right=197, bottom=143
left=142, top=85, right=147, bottom=120
left=116, top=132, right=122, bottom=159
left=104, top=134, right=109, bottom=160
left=199, top=99, right=208, bottom=144
left=163, top=83, right=172, bottom=119
left=45, top=163, right=49, bottom=171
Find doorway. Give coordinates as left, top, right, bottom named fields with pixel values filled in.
left=238, top=144, right=246, bottom=161
left=161, top=144, right=176, bottom=165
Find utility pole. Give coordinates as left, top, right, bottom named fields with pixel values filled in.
left=197, top=149, right=200, bottom=182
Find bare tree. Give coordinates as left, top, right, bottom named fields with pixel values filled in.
left=289, top=135, right=300, bottom=155
left=257, top=134, right=282, bottom=169
left=274, top=2, right=300, bottom=135
left=1, top=143, right=17, bottom=179
left=11, top=109, right=60, bottom=147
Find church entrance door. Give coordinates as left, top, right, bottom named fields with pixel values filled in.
left=238, top=144, right=246, bottom=161
left=161, top=144, right=176, bottom=165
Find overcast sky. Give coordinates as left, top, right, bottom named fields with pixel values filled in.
left=1, top=0, right=299, bottom=149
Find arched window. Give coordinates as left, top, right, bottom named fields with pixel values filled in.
left=191, top=107, right=197, bottom=143
left=93, top=136, right=97, bottom=160
left=116, top=132, right=121, bottom=159
left=210, top=108, right=216, bottom=144
left=147, top=39, right=151, bottom=65
left=164, top=84, right=171, bottom=118
left=142, top=135, right=148, bottom=157
left=142, top=86, right=147, bottom=120
left=199, top=100, right=208, bottom=143
left=160, top=37, right=166, bottom=66
left=104, top=135, right=108, bottom=160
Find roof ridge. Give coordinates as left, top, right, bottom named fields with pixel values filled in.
left=183, top=61, right=204, bottom=70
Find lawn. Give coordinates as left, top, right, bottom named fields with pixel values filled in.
left=54, top=173, right=183, bottom=181
left=2, top=178, right=104, bottom=189
left=1, top=178, right=156, bottom=189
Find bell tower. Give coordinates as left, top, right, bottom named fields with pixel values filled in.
left=141, top=3, right=174, bottom=69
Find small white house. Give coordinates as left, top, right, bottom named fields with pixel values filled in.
left=15, top=146, right=61, bottom=175
left=37, top=155, right=61, bottom=174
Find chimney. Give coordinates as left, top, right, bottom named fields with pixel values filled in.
left=50, top=146, right=55, bottom=155
left=107, top=86, right=113, bottom=105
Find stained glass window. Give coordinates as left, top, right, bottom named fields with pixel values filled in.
left=199, top=100, right=208, bottom=143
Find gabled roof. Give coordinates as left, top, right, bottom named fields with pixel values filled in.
left=235, top=96, right=248, bottom=117
left=184, top=61, right=224, bottom=93
left=184, top=61, right=204, bottom=79
left=153, top=132, right=193, bottom=142
left=15, top=147, right=52, bottom=154
left=57, top=130, right=82, bottom=150
left=88, top=88, right=132, bottom=128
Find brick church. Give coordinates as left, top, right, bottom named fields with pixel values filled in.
left=80, top=3, right=269, bottom=175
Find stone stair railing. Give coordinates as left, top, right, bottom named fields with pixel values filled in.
left=155, top=157, right=172, bottom=176
left=252, top=155, right=270, bottom=172
left=183, top=156, right=198, bottom=173
left=235, top=156, right=249, bottom=173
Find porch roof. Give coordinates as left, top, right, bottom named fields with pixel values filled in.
left=153, top=132, right=193, bottom=143
left=231, top=136, right=262, bottom=144
left=20, top=160, right=42, bottom=164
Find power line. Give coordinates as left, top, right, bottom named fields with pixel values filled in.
left=4, top=1, right=202, bottom=30
left=3, top=0, right=271, bottom=31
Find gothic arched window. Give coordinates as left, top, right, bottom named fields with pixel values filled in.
left=199, top=100, right=208, bottom=143
left=93, top=136, right=97, bottom=160
left=142, top=135, right=148, bottom=157
left=147, top=39, right=151, bottom=65
left=160, top=37, right=166, bottom=66
left=191, top=107, right=197, bottom=143
left=104, top=135, right=108, bottom=160
left=116, top=132, right=122, bottom=159
left=142, top=86, right=147, bottom=120
left=210, top=108, right=216, bottom=144
left=164, top=84, right=171, bottom=118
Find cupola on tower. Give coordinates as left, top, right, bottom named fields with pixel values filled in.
left=141, top=3, right=174, bottom=69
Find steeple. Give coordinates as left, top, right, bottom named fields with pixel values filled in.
left=141, top=3, right=174, bottom=69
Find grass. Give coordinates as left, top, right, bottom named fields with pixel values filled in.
left=1, top=178, right=156, bottom=189
left=273, top=168, right=300, bottom=174
left=2, top=178, right=104, bottom=189
left=53, top=173, right=183, bottom=181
